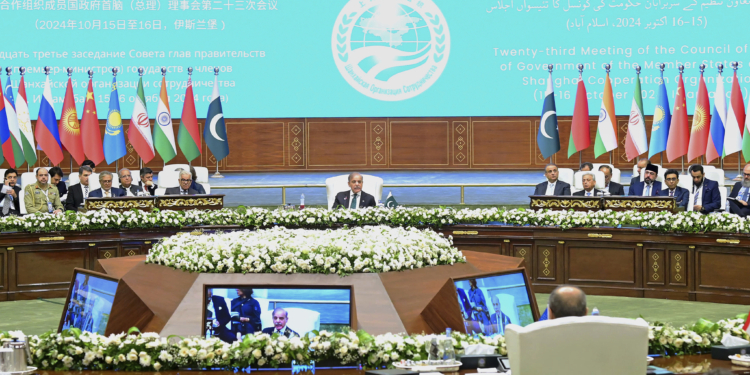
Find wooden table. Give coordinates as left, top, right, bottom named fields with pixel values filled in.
left=28, top=356, right=750, bottom=374
left=529, top=195, right=676, bottom=212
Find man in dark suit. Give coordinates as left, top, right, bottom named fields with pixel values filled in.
left=118, top=168, right=143, bottom=196
left=629, top=158, right=650, bottom=190
left=534, top=163, right=571, bottom=196
left=657, top=169, right=689, bottom=209
left=65, top=166, right=94, bottom=212
left=138, top=167, right=158, bottom=196
left=49, top=166, right=67, bottom=199
left=689, top=164, right=722, bottom=214
left=165, top=170, right=200, bottom=195
left=206, top=290, right=235, bottom=343
left=89, top=171, right=126, bottom=198
left=331, top=172, right=377, bottom=209
left=489, top=295, right=512, bottom=336
left=0, top=168, right=21, bottom=216
left=599, top=165, right=624, bottom=196
left=629, top=163, right=662, bottom=196
left=189, top=166, right=207, bottom=194
left=728, top=164, right=750, bottom=217
left=261, top=308, right=300, bottom=338
left=572, top=172, right=605, bottom=196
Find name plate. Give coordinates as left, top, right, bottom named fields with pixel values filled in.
left=85, top=196, right=155, bottom=212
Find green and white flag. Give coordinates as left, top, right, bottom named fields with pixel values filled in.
left=385, top=191, right=399, bottom=208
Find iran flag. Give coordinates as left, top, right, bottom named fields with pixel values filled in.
left=128, top=76, right=155, bottom=163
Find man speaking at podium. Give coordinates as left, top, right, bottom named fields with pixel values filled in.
left=262, top=308, right=300, bottom=338
left=331, top=172, right=376, bottom=209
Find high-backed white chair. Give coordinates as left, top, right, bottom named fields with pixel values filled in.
left=19, top=171, right=38, bottom=215
left=165, top=164, right=191, bottom=174
left=260, top=307, right=320, bottom=336
left=0, top=169, right=6, bottom=181
left=557, top=168, right=575, bottom=186
left=592, top=163, right=621, bottom=184
left=573, top=171, right=606, bottom=192
left=678, top=174, right=692, bottom=190
left=506, top=316, right=648, bottom=375
left=155, top=170, right=180, bottom=196
left=325, top=174, right=384, bottom=209
left=193, top=167, right=211, bottom=194
left=68, top=172, right=80, bottom=186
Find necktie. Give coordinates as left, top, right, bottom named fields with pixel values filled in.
left=694, top=187, right=699, bottom=205
left=645, top=185, right=651, bottom=196
left=350, top=193, right=358, bottom=209
left=586, top=192, right=591, bottom=196
left=105, top=190, right=110, bottom=198
left=743, top=188, right=749, bottom=202
left=182, top=190, right=187, bottom=195
left=670, top=190, right=674, bottom=197
left=2, top=195, right=10, bottom=215
left=84, top=185, right=89, bottom=198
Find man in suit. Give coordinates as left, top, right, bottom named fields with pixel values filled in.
left=629, top=158, right=650, bottom=189
left=189, top=166, right=207, bottom=194
left=138, top=167, right=158, bottom=196
left=118, top=168, right=143, bottom=196
left=206, top=289, right=235, bottom=343
left=0, top=168, right=22, bottom=216
left=689, top=164, right=722, bottom=214
left=629, top=163, right=662, bottom=196
left=331, top=172, right=377, bottom=209
left=65, top=166, right=94, bottom=212
left=261, top=308, right=300, bottom=338
left=534, top=163, right=571, bottom=196
left=49, top=167, right=67, bottom=199
left=657, top=169, right=689, bottom=209
left=728, top=164, right=750, bottom=217
left=548, top=285, right=588, bottom=319
left=599, top=165, right=624, bottom=196
left=489, top=295, right=512, bottom=335
left=573, top=172, right=604, bottom=196
left=165, top=170, right=200, bottom=195
left=579, top=162, right=593, bottom=171
left=89, top=171, right=126, bottom=198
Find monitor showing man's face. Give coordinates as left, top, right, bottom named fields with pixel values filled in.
left=272, top=309, right=288, bottom=331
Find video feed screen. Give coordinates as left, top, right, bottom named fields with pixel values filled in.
left=60, top=271, right=119, bottom=335
left=204, top=287, right=352, bottom=343
left=454, top=271, right=535, bottom=337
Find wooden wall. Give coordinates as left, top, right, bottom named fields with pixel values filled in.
left=6, top=116, right=742, bottom=173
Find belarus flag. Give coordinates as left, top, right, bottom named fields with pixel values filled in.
left=594, top=72, right=617, bottom=158
left=706, top=72, right=726, bottom=163
left=35, top=75, right=63, bottom=166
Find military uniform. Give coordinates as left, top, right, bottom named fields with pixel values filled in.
left=24, top=183, right=63, bottom=214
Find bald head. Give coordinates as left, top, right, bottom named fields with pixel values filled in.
left=548, top=285, right=587, bottom=319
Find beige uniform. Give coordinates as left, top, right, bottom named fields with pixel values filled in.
left=24, top=183, right=63, bottom=214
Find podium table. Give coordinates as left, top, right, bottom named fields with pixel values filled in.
left=530, top=195, right=676, bottom=212
left=84, top=194, right=225, bottom=212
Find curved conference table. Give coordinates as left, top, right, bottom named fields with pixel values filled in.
left=0, top=224, right=749, bottom=304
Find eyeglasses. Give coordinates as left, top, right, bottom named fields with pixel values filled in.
left=744, top=173, right=750, bottom=177
left=665, top=178, right=678, bottom=181
left=101, top=180, right=113, bottom=183
left=180, top=179, right=192, bottom=182
left=121, top=174, right=131, bottom=178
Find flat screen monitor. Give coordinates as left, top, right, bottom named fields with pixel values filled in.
left=203, top=286, right=353, bottom=343
left=452, top=268, right=539, bottom=337
left=58, top=268, right=120, bottom=335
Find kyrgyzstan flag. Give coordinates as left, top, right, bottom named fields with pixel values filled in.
left=666, top=71, right=690, bottom=162
left=80, top=77, right=105, bottom=165
left=567, top=78, right=590, bottom=158
left=686, top=71, right=710, bottom=162
left=59, top=77, right=86, bottom=165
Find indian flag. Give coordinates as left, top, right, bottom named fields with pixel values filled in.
left=625, top=72, right=647, bottom=161
left=15, top=76, right=35, bottom=165
left=153, top=76, right=177, bottom=163
left=594, top=72, right=618, bottom=158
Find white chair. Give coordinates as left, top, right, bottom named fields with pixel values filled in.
left=705, top=167, right=723, bottom=186
left=557, top=168, right=575, bottom=187
left=506, top=316, right=648, bottom=375
left=156, top=171, right=180, bottom=196
left=68, top=172, right=80, bottom=186
left=573, top=171, right=606, bottom=193
left=19, top=172, right=37, bottom=215
left=193, top=167, right=211, bottom=194
left=592, top=163, right=621, bottom=184
left=260, top=307, right=320, bottom=336
left=678, top=174, right=692, bottom=190
left=165, top=164, right=191, bottom=174
left=325, top=174, right=384, bottom=209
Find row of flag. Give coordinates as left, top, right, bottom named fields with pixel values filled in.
left=0, top=69, right=230, bottom=169
left=537, top=64, right=749, bottom=164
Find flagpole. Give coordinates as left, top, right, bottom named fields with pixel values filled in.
left=211, top=66, right=225, bottom=179
left=20, top=66, right=31, bottom=173
left=681, top=156, right=684, bottom=174
left=660, top=152, right=663, bottom=166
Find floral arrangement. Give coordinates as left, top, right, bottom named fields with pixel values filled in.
left=2, top=314, right=746, bottom=371
left=3, top=206, right=750, bottom=234
left=146, top=226, right=465, bottom=275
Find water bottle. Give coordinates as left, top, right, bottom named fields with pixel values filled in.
left=592, top=307, right=600, bottom=316
left=299, top=194, right=305, bottom=210
left=443, top=328, right=456, bottom=363
left=377, top=200, right=384, bottom=207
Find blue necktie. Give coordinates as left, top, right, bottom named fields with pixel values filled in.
left=694, top=188, right=699, bottom=205
left=645, top=185, right=651, bottom=196
left=743, top=188, right=749, bottom=202
left=350, top=194, right=358, bottom=209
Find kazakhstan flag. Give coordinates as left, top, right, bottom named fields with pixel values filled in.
left=103, top=76, right=126, bottom=165
left=648, top=72, right=671, bottom=158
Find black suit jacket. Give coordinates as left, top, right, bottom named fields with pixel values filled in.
left=605, top=181, right=625, bottom=196
left=572, top=189, right=605, bottom=196
left=728, top=182, right=750, bottom=217
left=0, top=184, right=21, bottom=216
left=121, top=184, right=144, bottom=196
left=138, top=181, right=158, bottom=196
left=56, top=181, right=68, bottom=197
left=261, top=326, right=299, bottom=338
left=657, top=186, right=690, bottom=209
left=533, top=180, right=571, bottom=196
left=331, top=190, right=377, bottom=209
left=165, top=187, right=200, bottom=195
left=65, top=183, right=90, bottom=212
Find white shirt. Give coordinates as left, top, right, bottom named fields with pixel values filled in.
left=122, top=186, right=135, bottom=197
left=584, top=189, right=597, bottom=196
left=642, top=183, right=654, bottom=197
left=693, top=183, right=704, bottom=206
left=348, top=190, right=360, bottom=209
left=545, top=181, right=556, bottom=196
left=103, top=189, right=112, bottom=198
left=82, top=184, right=90, bottom=199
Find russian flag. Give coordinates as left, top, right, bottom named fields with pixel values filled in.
left=0, top=89, right=7, bottom=166
left=706, top=72, right=726, bottom=163
left=35, top=76, right=63, bottom=166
